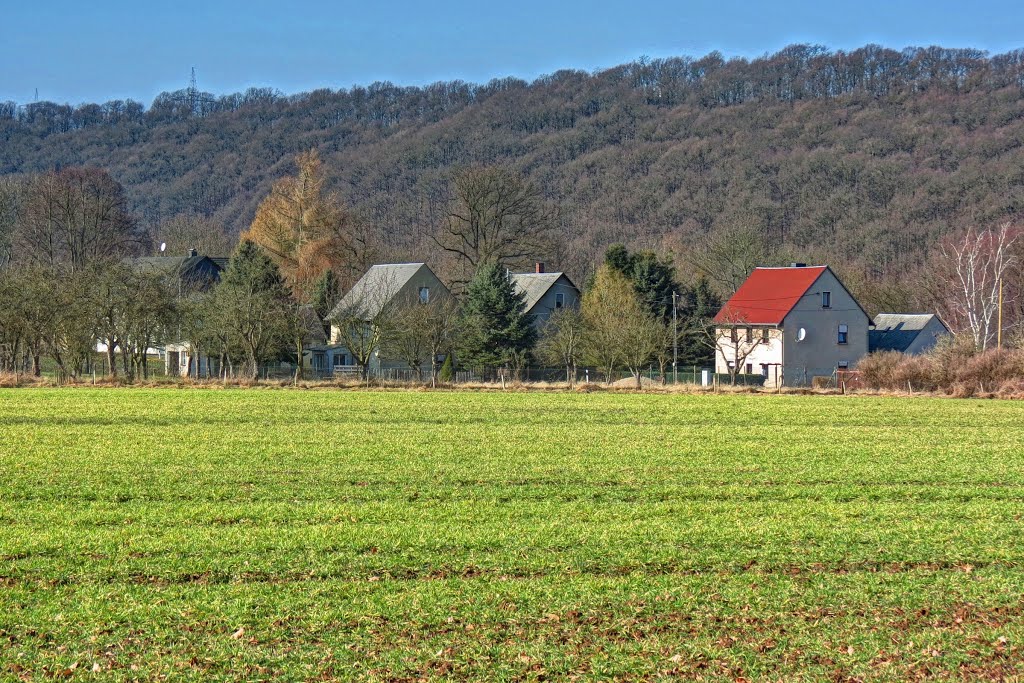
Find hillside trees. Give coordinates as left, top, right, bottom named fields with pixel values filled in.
left=155, top=213, right=236, bottom=257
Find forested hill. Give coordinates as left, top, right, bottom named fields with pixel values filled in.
left=4, top=44, right=1024, bottom=281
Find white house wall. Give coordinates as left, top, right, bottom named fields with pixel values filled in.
left=714, top=328, right=784, bottom=387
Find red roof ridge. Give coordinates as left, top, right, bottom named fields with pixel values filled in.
left=714, top=265, right=829, bottom=325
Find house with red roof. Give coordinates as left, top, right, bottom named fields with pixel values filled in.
left=713, top=264, right=870, bottom=387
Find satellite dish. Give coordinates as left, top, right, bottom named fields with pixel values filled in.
left=159, top=242, right=167, bottom=253
left=797, top=328, right=807, bottom=342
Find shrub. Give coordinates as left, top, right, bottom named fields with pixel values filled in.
left=859, top=351, right=934, bottom=391
left=439, top=354, right=454, bottom=383
left=929, top=335, right=978, bottom=388
left=953, top=348, right=1024, bottom=394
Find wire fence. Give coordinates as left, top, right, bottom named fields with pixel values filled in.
left=13, top=353, right=845, bottom=389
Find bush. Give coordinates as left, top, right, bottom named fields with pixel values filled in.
left=439, top=354, right=454, bottom=383
left=953, top=348, right=1024, bottom=394
left=859, top=351, right=935, bottom=391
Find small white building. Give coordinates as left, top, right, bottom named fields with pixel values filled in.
left=714, top=264, right=871, bottom=387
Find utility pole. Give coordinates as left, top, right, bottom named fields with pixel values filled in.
left=672, top=291, right=678, bottom=384
left=998, top=277, right=1004, bottom=349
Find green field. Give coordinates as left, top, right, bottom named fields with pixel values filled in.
left=1, top=389, right=1023, bottom=680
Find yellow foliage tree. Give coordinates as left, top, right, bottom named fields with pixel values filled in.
left=242, top=149, right=369, bottom=300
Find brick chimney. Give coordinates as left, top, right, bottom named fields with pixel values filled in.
left=535, top=262, right=545, bottom=274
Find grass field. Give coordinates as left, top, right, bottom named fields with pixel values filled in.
left=1, top=388, right=1023, bottom=681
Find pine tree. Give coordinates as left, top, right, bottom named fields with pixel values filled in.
left=310, top=268, right=341, bottom=337
left=457, top=262, right=536, bottom=371
left=603, top=244, right=678, bottom=323
left=439, top=352, right=455, bottom=382
left=212, top=240, right=292, bottom=379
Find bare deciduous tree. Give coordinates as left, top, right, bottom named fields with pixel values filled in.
left=536, top=308, right=585, bottom=385
left=15, top=168, right=146, bottom=271
left=328, top=271, right=398, bottom=380
left=705, top=312, right=765, bottom=385
left=381, top=292, right=459, bottom=384
left=433, top=165, right=557, bottom=284
left=939, top=223, right=1018, bottom=350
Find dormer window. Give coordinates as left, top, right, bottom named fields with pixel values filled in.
left=419, top=287, right=430, bottom=304
left=822, top=291, right=831, bottom=309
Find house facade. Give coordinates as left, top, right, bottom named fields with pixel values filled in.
left=714, top=265, right=871, bottom=387
left=510, top=263, right=581, bottom=329
left=314, top=263, right=450, bottom=376
left=869, top=313, right=950, bottom=355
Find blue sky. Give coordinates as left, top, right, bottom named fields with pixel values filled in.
left=3, top=0, right=1023, bottom=105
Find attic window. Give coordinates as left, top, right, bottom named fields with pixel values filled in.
left=838, top=324, right=849, bottom=345
left=419, top=287, right=430, bottom=304
left=555, top=292, right=565, bottom=309
left=822, top=291, right=832, bottom=309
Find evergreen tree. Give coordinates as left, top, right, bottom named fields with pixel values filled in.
left=604, top=244, right=678, bottom=323
left=212, top=240, right=292, bottom=380
left=458, top=262, right=536, bottom=371
left=310, top=268, right=342, bottom=337
left=439, top=352, right=455, bottom=382
left=678, top=276, right=722, bottom=366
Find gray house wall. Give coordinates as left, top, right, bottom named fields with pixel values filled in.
left=904, top=317, right=950, bottom=355
left=326, top=264, right=450, bottom=375
left=526, top=275, right=581, bottom=327
left=781, top=268, right=870, bottom=386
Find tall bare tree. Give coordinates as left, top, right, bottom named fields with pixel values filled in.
left=328, top=271, right=398, bottom=380
left=705, top=311, right=765, bottom=385
left=938, top=223, right=1019, bottom=350
left=537, top=308, right=586, bottom=385
left=15, top=168, right=146, bottom=271
left=433, top=165, right=557, bottom=284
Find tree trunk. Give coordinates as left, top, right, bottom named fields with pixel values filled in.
left=106, top=345, right=117, bottom=378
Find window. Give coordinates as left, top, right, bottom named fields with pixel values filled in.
left=730, top=328, right=738, bottom=343
left=745, top=363, right=753, bottom=374
left=838, top=324, right=848, bottom=345
left=760, top=363, right=769, bottom=377
left=418, top=287, right=430, bottom=304
left=745, top=327, right=753, bottom=343
left=555, top=292, right=565, bottom=309
left=333, top=354, right=348, bottom=367
left=822, top=291, right=831, bottom=308
left=761, top=328, right=770, bottom=344
left=838, top=360, right=849, bottom=370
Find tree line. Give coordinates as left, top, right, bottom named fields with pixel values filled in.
left=0, top=154, right=721, bottom=385
left=5, top=44, right=1024, bottom=314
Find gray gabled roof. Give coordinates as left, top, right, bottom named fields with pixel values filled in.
left=869, top=313, right=948, bottom=352
left=509, top=272, right=575, bottom=314
left=329, top=263, right=427, bottom=320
